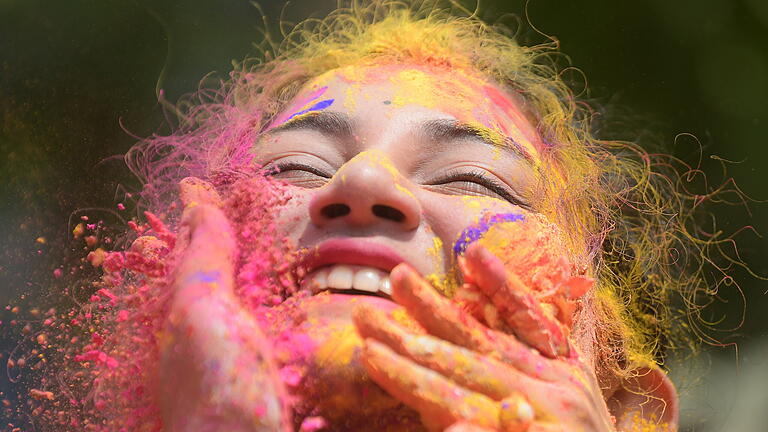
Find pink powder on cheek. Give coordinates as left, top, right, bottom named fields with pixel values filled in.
left=222, top=175, right=299, bottom=309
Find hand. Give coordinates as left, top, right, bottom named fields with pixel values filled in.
left=354, top=243, right=616, bottom=432
left=156, top=177, right=290, bottom=432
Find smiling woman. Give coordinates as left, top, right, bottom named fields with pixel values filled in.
left=20, top=1, right=745, bottom=431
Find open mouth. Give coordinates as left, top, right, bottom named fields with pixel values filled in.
left=296, top=238, right=406, bottom=300
left=302, top=264, right=392, bottom=298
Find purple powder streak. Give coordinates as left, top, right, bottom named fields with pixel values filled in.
left=187, top=270, right=221, bottom=284
left=285, top=99, right=335, bottom=122
left=452, top=212, right=525, bottom=254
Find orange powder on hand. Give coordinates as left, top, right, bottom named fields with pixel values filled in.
left=455, top=213, right=593, bottom=327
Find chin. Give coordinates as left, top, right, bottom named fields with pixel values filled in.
left=266, top=293, right=425, bottom=430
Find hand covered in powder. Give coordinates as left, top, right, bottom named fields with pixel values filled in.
left=354, top=243, right=616, bottom=432
left=157, top=177, right=290, bottom=432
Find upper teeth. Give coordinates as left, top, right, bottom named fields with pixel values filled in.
left=303, top=264, right=392, bottom=296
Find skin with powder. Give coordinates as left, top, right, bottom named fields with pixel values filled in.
left=158, top=62, right=678, bottom=431
left=11, top=4, right=740, bottom=431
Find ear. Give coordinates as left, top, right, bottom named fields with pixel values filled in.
left=606, top=366, right=679, bottom=431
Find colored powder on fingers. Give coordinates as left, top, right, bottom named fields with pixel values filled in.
left=5, top=173, right=296, bottom=430
left=454, top=212, right=593, bottom=327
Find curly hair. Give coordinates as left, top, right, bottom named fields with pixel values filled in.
left=126, top=0, right=749, bottom=385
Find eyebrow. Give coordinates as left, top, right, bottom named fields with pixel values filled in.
left=265, top=111, right=354, bottom=141
left=420, top=119, right=531, bottom=162
left=265, top=112, right=531, bottom=162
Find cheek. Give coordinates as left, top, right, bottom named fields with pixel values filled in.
left=430, top=195, right=518, bottom=243
left=421, top=193, right=519, bottom=261
left=270, top=188, right=313, bottom=244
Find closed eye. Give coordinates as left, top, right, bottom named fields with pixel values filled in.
left=428, top=169, right=529, bottom=208
left=264, top=161, right=332, bottom=188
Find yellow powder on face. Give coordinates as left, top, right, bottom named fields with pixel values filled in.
left=358, top=150, right=417, bottom=199
left=425, top=272, right=457, bottom=297
left=335, top=63, right=370, bottom=84
left=492, top=145, right=503, bottom=161
left=315, top=326, right=359, bottom=368
left=460, top=195, right=505, bottom=211
left=306, top=70, right=337, bottom=89
left=388, top=64, right=482, bottom=112
left=427, top=236, right=444, bottom=270
left=311, top=62, right=542, bottom=167
left=281, top=110, right=316, bottom=125
left=343, top=85, right=359, bottom=112
left=390, top=65, right=541, bottom=165
left=361, top=150, right=397, bottom=175
left=460, top=196, right=484, bottom=211
left=389, top=69, right=440, bottom=109
left=394, top=183, right=415, bottom=199
left=460, top=120, right=501, bottom=145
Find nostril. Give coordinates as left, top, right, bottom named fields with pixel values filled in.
left=321, top=203, right=351, bottom=219
left=372, top=204, right=406, bottom=223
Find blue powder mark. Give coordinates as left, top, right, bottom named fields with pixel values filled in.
left=285, top=99, right=335, bottom=121
left=188, top=270, right=221, bottom=284
left=452, top=212, right=525, bottom=255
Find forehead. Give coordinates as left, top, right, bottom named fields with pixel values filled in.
left=314, top=63, right=492, bottom=110
left=272, top=63, right=544, bottom=161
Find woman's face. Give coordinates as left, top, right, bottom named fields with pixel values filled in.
left=257, top=62, right=544, bottom=282
left=252, top=62, right=556, bottom=420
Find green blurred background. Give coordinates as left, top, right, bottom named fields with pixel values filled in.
left=1, top=0, right=767, bottom=430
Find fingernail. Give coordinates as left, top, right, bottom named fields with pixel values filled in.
left=389, top=262, right=415, bottom=285
left=499, top=394, right=534, bottom=427
left=456, top=256, right=476, bottom=285
left=516, top=400, right=534, bottom=423
left=351, top=304, right=371, bottom=329
left=471, top=245, right=507, bottom=276
left=390, top=263, right=421, bottom=299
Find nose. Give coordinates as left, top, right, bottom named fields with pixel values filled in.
left=309, top=151, right=421, bottom=231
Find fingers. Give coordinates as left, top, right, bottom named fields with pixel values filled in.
left=354, top=304, right=412, bottom=354
left=355, top=304, right=535, bottom=401
left=169, top=205, right=239, bottom=332
left=160, top=179, right=290, bottom=430
left=389, top=263, right=497, bottom=354
left=390, top=263, right=561, bottom=381
left=179, top=176, right=223, bottom=208
left=377, top=258, right=608, bottom=431
left=463, top=244, right=569, bottom=358
left=361, top=337, right=535, bottom=432
left=453, top=280, right=507, bottom=332
left=171, top=181, right=238, bottom=320
left=361, top=339, right=501, bottom=431
left=170, top=176, right=223, bottom=256
left=175, top=204, right=237, bottom=295
left=498, top=393, right=534, bottom=432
